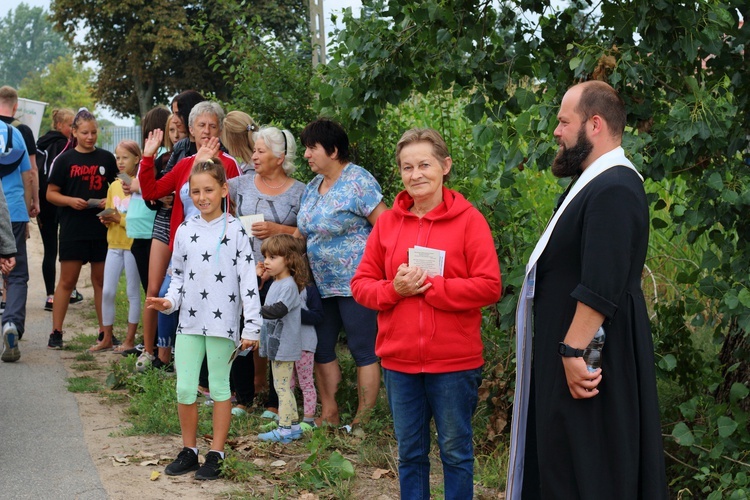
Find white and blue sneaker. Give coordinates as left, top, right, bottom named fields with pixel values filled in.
left=258, top=426, right=302, bottom=443
left=2, top=322, right=20, bottom=362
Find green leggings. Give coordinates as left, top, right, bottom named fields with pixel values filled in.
left=175, top=334, right=235, bottom=404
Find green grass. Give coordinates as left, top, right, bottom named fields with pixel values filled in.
left=221, top=454, right=261, bottom=482
left=122, top=369, right=183, bottom=435
left=79, top=274, right=147, bottom=346
left=103, top=392, right=129, bottom=405
left=71, top=361, right=100, bottom=371
left=67, top=376, right=102, bottom=393
left=75, top=352, right=95, bottom=361
left=64, top=333, right=98, bottom=352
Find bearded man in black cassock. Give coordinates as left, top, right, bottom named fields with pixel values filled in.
left=518, top=81, right=668, bottom=499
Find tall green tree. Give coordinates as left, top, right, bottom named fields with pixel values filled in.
left=50, top=0, right=310, bottom=121
left=0, top=3, right=70, bottom=88
left=316, top=0, right=750, bottom=495
left=17, top=54, right=96, bottom=132
left=195, top=0, right=314, bottom=130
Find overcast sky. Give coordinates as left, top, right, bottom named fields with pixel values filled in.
left=3, top=0, right=363, bottom=124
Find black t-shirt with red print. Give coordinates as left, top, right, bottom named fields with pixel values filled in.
left=48, top=147, right=117, bottom=242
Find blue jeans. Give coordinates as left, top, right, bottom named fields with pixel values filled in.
left=2, top=222, right=28, bottom=335
left=383, top=367, right=482, bottom=500
left=157, top=273, right=178, bottom=349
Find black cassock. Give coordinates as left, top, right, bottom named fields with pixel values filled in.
left=522, top=167, right=668, bottom=499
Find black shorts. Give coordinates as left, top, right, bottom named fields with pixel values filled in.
left=151, top=207, right=171, bottom=245
left=58, top=239, right=108, bottom=264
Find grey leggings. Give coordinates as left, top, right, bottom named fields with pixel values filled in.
left=101, top=248, right=141, bottom=326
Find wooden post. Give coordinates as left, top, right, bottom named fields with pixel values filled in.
left=309, top=0, right=325, bottom=66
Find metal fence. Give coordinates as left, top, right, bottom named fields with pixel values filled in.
left=98, top=126, right=142, bottom=153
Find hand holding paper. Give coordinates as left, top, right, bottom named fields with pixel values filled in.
left=393, top=263, right=431, bottom=297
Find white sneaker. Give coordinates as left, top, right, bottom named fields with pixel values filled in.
left=2, top=322, right=20, bottom=362
left=135, top=351, right=155, bottom=372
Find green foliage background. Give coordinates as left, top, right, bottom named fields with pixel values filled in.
left=13, top=0, right=749, bottom=495
left=307, top=1, right=750, bottom=496
left=17, top=54, right=96, bottom=132
left=0, top=3, right=69, bottom=88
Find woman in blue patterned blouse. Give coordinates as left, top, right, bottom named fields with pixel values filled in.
left=297, top=118, right=386, bottom=427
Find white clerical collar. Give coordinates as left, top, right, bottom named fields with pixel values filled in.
left=527, top=146, right=641, bottom=273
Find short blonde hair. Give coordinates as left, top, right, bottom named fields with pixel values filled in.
left=0, top=86, right=18, bottom=106
left=395, top=128, right=451, bottom=181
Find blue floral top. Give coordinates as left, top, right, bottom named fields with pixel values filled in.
left=298, top=163, right=383, bottom=298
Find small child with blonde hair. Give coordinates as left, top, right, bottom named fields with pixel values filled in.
left=257, top=234, right=311, bottom=443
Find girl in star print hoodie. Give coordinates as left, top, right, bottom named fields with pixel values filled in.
left=146, top=159, right=262, bottom=480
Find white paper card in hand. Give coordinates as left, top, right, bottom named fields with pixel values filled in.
left=408, top=246, right=445, bottom=276
left=239, top=214, right=264, bottom=232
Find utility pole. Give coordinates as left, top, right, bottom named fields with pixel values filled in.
left=310, top=0, right=325, bottom=66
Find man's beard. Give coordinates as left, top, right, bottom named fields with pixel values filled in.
left=551, top=126, right=593, bottom=178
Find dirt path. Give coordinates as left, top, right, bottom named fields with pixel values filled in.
left=25, top=223, right=235, bottom=499
left=26, top=223, right=405, bottom=499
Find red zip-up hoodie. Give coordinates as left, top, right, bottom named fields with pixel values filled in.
left=351, top=187, right=501, bottom=374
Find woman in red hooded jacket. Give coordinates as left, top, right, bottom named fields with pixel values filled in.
left=351, top=128, right=501, bottom=500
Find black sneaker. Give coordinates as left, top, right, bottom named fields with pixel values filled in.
left=70, top=290, right=84, bottom=304
left=194, top=451, right=223, bottom=480
left=44, top=297, right=54, bottom=311
left=1, top=322, right=20, bottom=362
left=48, top=330, right=63, bottom=350
left=120, top=344, right=143, bottom=356
left=152, top=358, right=174, bottom=372
left=165, top=447, right=199, bottom=476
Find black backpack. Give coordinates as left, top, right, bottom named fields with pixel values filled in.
left=0, top=122, right=26, bottom=178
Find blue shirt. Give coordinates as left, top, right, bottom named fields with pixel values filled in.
left=0, top=125, right=31, bottom=222
left=297, top=163, right=383, bottom=297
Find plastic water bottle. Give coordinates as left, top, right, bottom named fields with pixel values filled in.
left=583, top=327, right=605, bottom=372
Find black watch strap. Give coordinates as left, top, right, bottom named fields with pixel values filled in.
left=558, top=342, right=585, bottom=357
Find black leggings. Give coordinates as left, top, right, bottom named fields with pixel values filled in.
left=37, top=211, right=58, bottom=296
left=129, top=238, right=152, bottom=294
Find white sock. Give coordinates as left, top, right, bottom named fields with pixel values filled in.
left=209, top=449, right=225, bottom=458
left=188, top=447, right=198, bottom=455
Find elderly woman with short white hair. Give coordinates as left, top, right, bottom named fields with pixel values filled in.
left=227, top=126, right=307, bottom=417
left=228, top=126, right=306, bottom=263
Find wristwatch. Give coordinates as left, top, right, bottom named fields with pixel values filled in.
left=558, top=342, right=585, bottom=357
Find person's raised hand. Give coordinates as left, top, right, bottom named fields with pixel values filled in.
left=195, top=137, right=221, bottom=163
left=143, top=129, right=164, bottom=158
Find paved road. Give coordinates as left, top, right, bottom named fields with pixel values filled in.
left=0, top=226, right=107, bottom=499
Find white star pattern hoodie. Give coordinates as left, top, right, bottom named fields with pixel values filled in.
left=163, top=214, right=262, bottom=343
